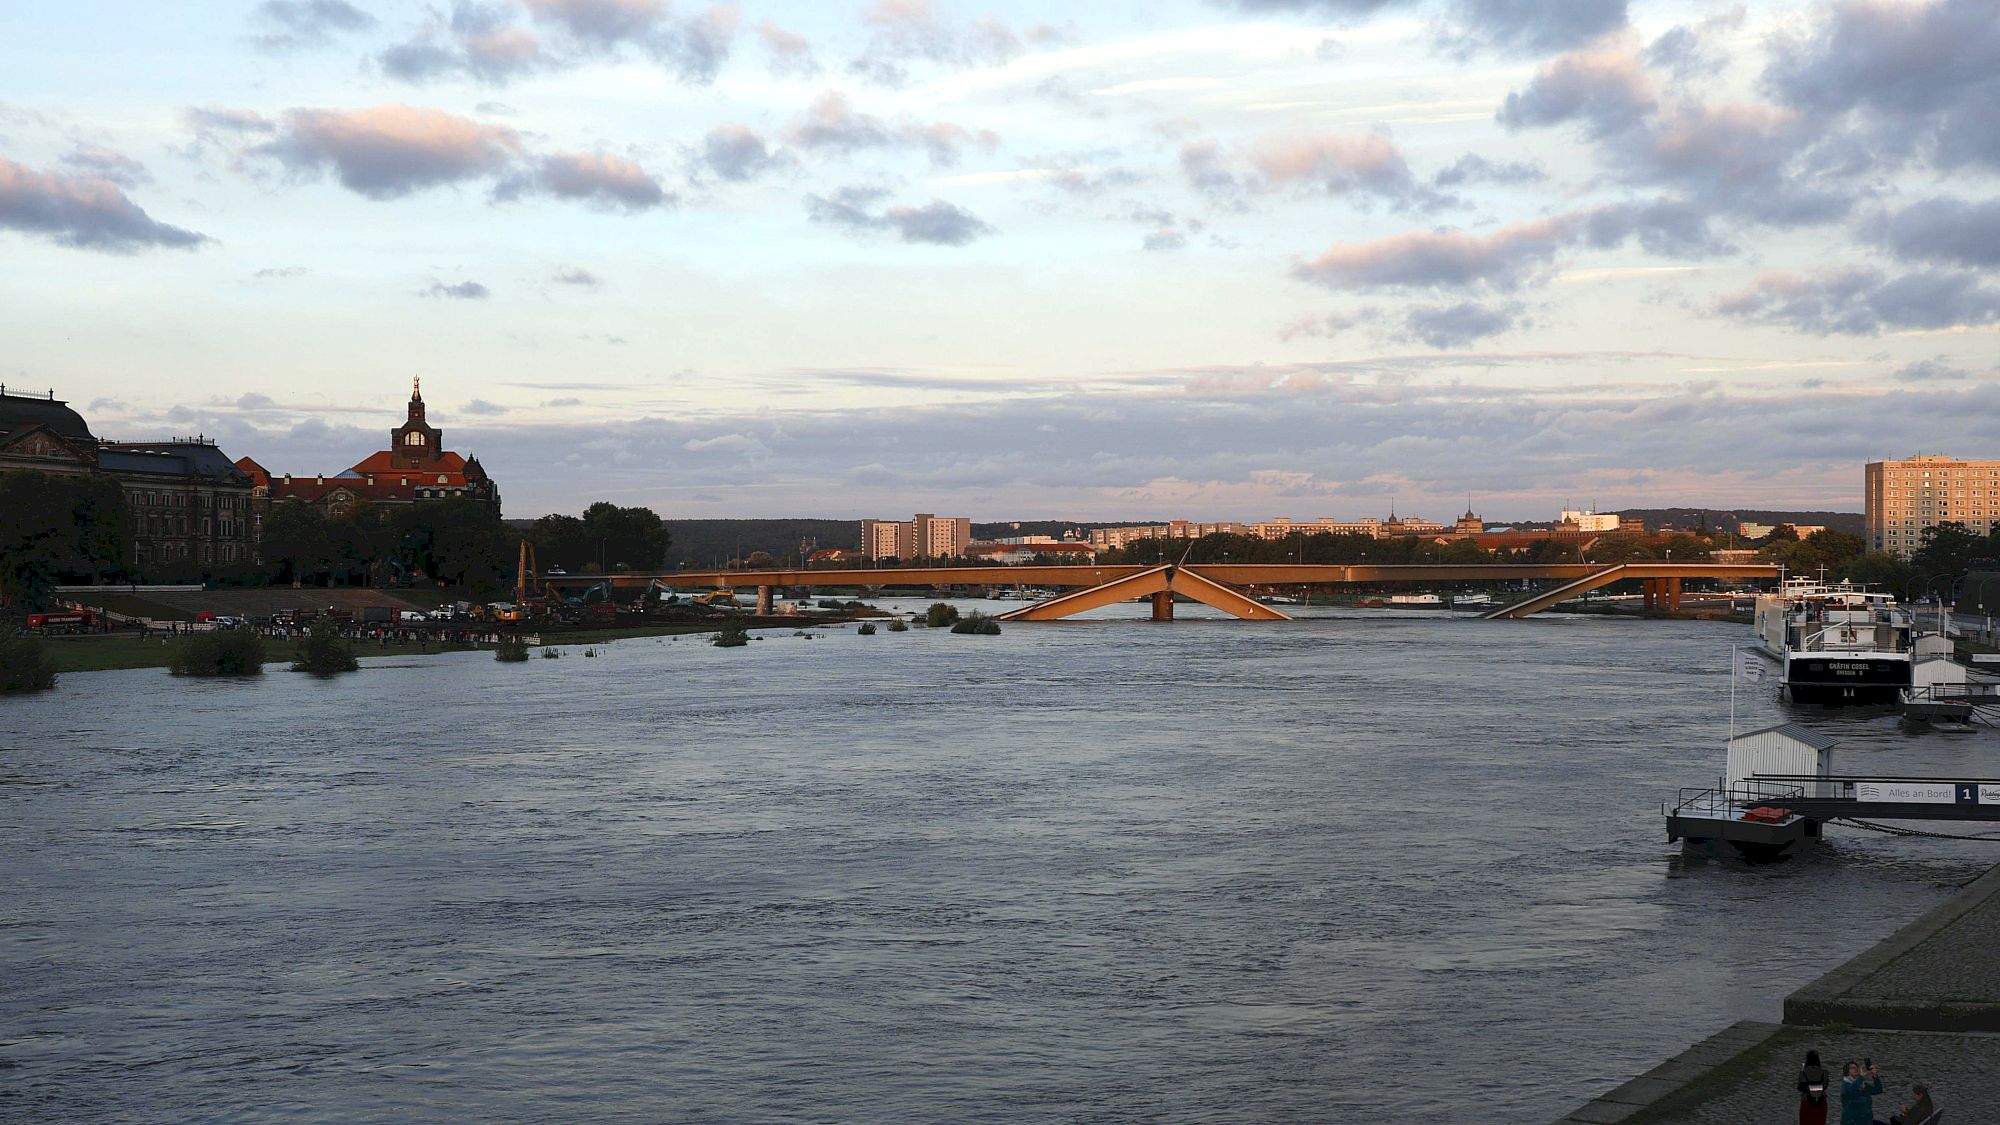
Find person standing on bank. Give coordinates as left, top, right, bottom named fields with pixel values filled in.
left=1841, top=1059, right=1885, bottom=1125
left=1797, top=1049, right=1831, bottom=1125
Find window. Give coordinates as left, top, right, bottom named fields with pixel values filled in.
left=406, top=432, right=426, bottom=447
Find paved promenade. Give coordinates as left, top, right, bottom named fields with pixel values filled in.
left=1557, top=864, right=2000, bottom=1123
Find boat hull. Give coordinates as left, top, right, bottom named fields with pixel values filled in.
left=1784, top=655, right=1911, bottom=706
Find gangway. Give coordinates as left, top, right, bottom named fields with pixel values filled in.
left=1754, top=774, right=2000, bottom=823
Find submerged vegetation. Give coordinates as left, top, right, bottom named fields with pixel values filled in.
left=886, top=618, right=909, bottom=632
left=951, top=611, right=1002, bottom=636
left=924, top=603, right=961, bottom=628
left=169, top=630, right=266, bottom=677
left=712, top=620, right=750, bottom=648
left=494, top=634, right=531, bottom=662
left=292, top=620, right=359, bottom=676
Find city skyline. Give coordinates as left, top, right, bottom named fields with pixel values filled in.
left=4, top=0, right=1999, bottom=519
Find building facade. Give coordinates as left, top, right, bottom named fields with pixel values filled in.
left=858, top=513, right=973, bottom=560
left=1866, top=454, right=2000, bottom=557
left=238, top=379, right=499, bottom=519
left=0, top=387, right=255, bottom=572
left=1559, top=509, right=1622, bottom=532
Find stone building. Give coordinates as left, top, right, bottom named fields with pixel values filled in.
left=0, top=386, right=256, bottom=572
left=237, top=379, right=499, bottom=520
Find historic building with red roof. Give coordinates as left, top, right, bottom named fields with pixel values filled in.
left=237, top=379, right=500, bottom=518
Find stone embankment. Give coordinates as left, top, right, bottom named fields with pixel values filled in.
left=1556, top=864, right=2000, bottom=1123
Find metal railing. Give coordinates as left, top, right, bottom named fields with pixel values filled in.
left=1666, top=779, right=1807, bottom=818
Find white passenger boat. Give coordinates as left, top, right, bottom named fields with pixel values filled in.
left=1752, top=578, right=1915, bottom=706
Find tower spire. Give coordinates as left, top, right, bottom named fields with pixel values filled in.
left=412, top=375, right=421, bottom=399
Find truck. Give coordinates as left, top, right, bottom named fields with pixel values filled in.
left=26, top=610, right=99, bottom=634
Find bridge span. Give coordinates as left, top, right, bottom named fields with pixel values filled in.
left=545, top=562, right=1780, bottom=621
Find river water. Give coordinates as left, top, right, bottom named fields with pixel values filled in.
left=4, top=604, right=1995, bottom=1123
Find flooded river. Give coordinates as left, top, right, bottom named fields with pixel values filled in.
left=4, top=604, right=1994, bottom=1122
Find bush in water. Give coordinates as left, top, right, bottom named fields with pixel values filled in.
left=924, top=603, right=960, bottom=628
left=170, top=629, right=266, bottom=677
left=292, top=620, right=359, bottom=676
left=0, top=633, right=55, bottom=693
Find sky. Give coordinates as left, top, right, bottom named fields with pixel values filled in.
left=3, top=0, right=1998, bottom=522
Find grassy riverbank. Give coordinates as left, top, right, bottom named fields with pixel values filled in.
left=38, top=623, right=728, bottom=675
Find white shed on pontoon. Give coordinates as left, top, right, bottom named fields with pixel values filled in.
left=1726, top=723, right=1838, bottom=797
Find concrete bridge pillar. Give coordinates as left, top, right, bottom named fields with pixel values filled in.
left=1151, top=591, right=1174, bottom=621
left=757, top=585, right=773, bottom=615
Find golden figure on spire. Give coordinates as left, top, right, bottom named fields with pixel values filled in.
left=412, top=375, right=421, bottom=398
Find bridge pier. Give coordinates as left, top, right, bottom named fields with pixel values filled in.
left=756, top=585, right=773, bottom=615
left=1150, top=591, right=1174, bottom=621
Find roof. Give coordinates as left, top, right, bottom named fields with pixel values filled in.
left=1732, top=723, right=1841, bottom=752
left=0, top=390, right=96, bottom=443
left=348, top=449, right=470, bottom=477
left=98, top=442, right=250, bottom=483
left=270, top=473, right=489, bottom=503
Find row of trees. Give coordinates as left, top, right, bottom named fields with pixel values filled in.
left=0, top=471, right=128, bottom=608
left=263, top=499, right=672, bottom=594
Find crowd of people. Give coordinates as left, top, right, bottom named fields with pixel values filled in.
left=1796, top=1050, right=1936, bottom=1125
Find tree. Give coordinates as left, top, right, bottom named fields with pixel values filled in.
left=405, top=499, right=509, bottom=593
left=0, top=471, right=130, bottom=607
left=1766, top=523, right=1801, bottom=543
left=260, top=501, right=334, bottom=586
left=531, top=514, right=592, bottom=572
left=293, top=619, right=359, bottom=675
left=1913, top=521, right=1986, bottom=578
left=1587, top=534, right=1657, bottom=563
left=581, top=502, right=670, bottom=572
left=1845, top=551, right=1918, bottom=599
left=1801, top=529, right=1865, bottom=571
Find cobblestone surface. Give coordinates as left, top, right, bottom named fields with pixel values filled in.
left=1638, top=1027, right=2000, bottom=1124
left=1850, top=891, right=2000, bottom=1004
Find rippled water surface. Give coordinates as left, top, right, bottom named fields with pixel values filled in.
left=4, top=604, right=1995, bottom=1123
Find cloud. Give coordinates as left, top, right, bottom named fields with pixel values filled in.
left=805, top=186, right=993, bottom=245
left=1244, top=129, right=1443, bottom=209
left=60, top=144, right=150, bottom=188
left=236, top=393, right=278, bottom=410
left=784, top=90, right=998, bottom=167
left=1764, top=0, right=2000, bottom=171
left=1713, top=268, right=2000, bottom=335
left=1872, top=196, right=2000, bottom=267
left=1402, top=301, right=1521, bottom=348
left=378, top=2, right=545, bottom=84
left=702, top=123, right=782, bottom=181
left=1496, top=38, right=1655, bottom=136
left=1430, top=153, right=1543, bottom=188
left=1218, top=0, right=1626, bottom=54
left=0, top=158, right=208, bottom=252
left=250, top=0, right=377, bottom=51
left=253, top=103, right=522, bottom=199
left=1892, top=359, right=1971, bottom=383
left=254, top=265, right=309, bottom=279
left=421, top=279, right=491, bottom=299
left=1449, top=0, right=1627, bottom=55
left=520, top=0, right=740, bottom=80
left=758, top=19, right=817, bottom=74
left=683, top=431, right=767, bottom=455
left=851, top=0, right=1021, bottom=82
left=463, top=398, right=508, bottom=414
left=1499, top=38, right=1853, bottom=228
left=496, top=151, right=671, bottom=210
left=552, top=266, right=602, bottom=288
left=1293, top=217, right=1573, bottom=292
left=1130, top=206, right=1202, bottom=252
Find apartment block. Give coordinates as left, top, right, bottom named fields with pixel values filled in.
left=1866, top=454, right=2000, bottom=557
left=859, top=513, right=973, bottom=560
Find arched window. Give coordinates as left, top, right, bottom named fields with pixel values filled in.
left=406, top=432, right=426, bottom=447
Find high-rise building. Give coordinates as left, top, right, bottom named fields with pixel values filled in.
left=1559, top=509, right=1622, bottom=532
left=858, top=513, right=972, bottom=560
left=1866, top=454, right=2000, bottom=557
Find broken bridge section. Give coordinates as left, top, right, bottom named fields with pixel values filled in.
left=995, top=564, right=1292, bottom=622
